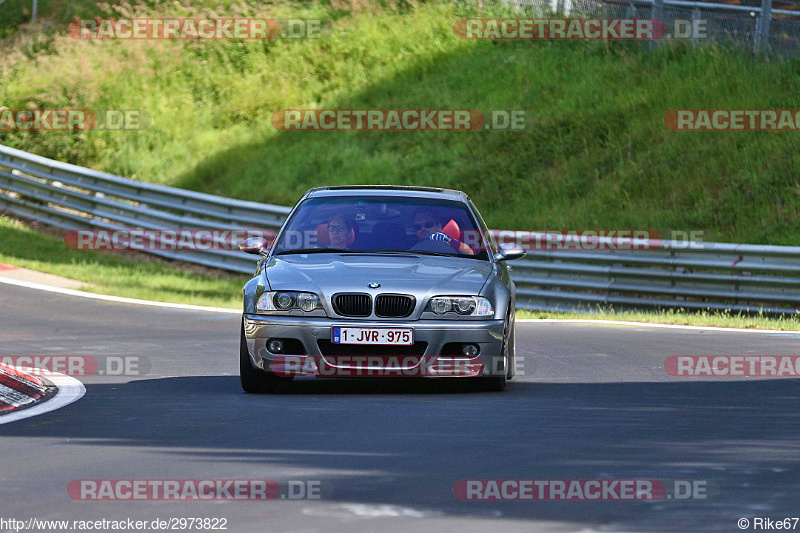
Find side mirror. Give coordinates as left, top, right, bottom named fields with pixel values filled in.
left=239, top=237, right=269, bottom=255
left=493, top=243, right=526, bottom=262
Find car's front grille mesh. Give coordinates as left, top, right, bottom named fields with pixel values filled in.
left=333, top=293, right=371, bottom=317
left=375, top=294, right=415, bottom=318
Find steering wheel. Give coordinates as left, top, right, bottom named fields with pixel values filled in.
left=410, top=238, right=455, bottom=254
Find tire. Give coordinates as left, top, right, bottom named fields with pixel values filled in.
left=476, top=314, right=509, bottom=392
left=476, top=356, right=507, bottom=391
left=507, top=318, right=516, bottom=380
left=477, top=373, right=506, bottom=392
left=239, top=321, right=287, bottom=394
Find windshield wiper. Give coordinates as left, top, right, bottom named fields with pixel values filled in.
left=277, top=248, right=464, bottom=258
left=370, top=249, right=420, bottom=255
left=410, top=251, right=456, bottom=257
left=372, top=249, right=455, bottom=257
left=381, top=249, right=479, bottom=258
left=276, top=248, right=358, bottom=255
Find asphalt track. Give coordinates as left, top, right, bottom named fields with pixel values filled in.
left=1, top=282, right=799, bottom=532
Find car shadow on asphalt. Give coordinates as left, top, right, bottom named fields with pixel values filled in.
left=2, top=376, right=799, bottom=532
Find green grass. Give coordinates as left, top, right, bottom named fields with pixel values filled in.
left=0, top=216, right=246, bottom=308
left=517, top=308, right=800, bottom=330
left=1, top=0, right=798, bottom=244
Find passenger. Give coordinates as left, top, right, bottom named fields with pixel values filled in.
left=327, top=215, right=355, bottom=249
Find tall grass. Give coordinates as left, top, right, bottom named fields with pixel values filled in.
left=1, top=0, right=798, bottom=243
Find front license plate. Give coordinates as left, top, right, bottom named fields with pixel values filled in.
left=332, top=327, right=413, bottom=345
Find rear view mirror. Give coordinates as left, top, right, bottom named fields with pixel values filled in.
left=239, top=237, right=269, bottom=255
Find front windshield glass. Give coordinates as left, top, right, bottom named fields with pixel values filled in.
left=271, top=195, right=490, bottom=260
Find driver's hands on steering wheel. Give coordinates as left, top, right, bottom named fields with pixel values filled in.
left=429, top=232, right=452, bottom=243
left=429, top=232, right=474, bottom=255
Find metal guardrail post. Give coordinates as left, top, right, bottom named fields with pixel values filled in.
left=691, top=6, right=700, bottom=46
left=651, top=0, right=664, bottom=48
left=754, top=11, right=761, bottom=51
left=757, top=0, right=773, bottom=52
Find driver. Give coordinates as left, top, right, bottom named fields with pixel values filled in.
left=412, top=208, right=474, bottom=255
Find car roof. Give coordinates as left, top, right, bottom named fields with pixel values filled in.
left=305, top=185, right=468, bottom=201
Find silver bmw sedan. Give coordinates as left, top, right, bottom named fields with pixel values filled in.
left=239, top=186, right=525, bottom=392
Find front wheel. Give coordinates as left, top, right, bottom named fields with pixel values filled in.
left=475, top=327, right=509, bottom=392
left=507, top=317, right=516, bottom=380
left=477, top=374, right=506, bottom=392
left=476, top=355, right=507, bottom=391
left=476, top=316, right=516, bottom=392
left=240, top=321, right=287, bottom=393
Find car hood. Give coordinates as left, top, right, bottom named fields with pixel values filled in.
left=264, top=253, right=492, bottom=298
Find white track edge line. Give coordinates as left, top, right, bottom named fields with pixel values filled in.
left=516, top=318, right=798, bottom=334
left=0, top=372, right=85, bottom=425
left=0, top=275, right=240, bottom=314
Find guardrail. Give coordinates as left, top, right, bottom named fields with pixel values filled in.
left=522, top=0, right=800, bottom=56
left=509, top=241, right=800, bottom=314
left=1, top=144, right=799, bottom=315
left=590, top=0, right=800, bottom=53
left=0, top=145, right=290, bottom=273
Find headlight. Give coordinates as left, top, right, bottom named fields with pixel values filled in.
left=297, top=293, right=320, bottom=312
left=256, top=291, right=322, bottom=313
left=425, top=296, right=494, bottom=317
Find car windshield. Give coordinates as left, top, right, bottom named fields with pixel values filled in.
left=271, top=195, right=490, bottom=260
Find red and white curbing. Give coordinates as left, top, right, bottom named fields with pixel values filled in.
left=0, top=362, right=49, bottom=413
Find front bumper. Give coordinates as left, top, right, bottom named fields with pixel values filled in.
left=243, top=314, right=506, bottom=378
